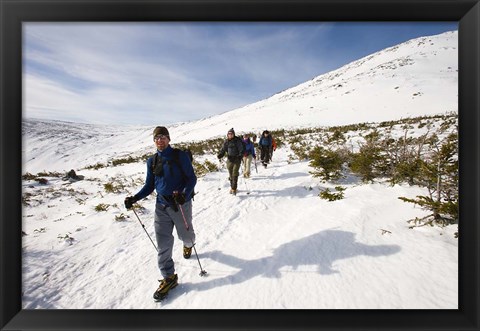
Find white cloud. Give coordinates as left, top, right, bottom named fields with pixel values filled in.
left=24, top=23, right=337, bottom=124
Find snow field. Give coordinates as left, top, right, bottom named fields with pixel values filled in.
left=22, top=146, right=457, bottom=309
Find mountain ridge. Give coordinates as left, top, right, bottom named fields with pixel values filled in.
left=23, top=30, right=457, bottom=172
left=168, top=30, right=457, bottom=141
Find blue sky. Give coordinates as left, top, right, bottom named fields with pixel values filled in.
left=23, top=22, right=457, bottom=126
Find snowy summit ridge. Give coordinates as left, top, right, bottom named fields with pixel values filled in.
left=173, top=30, right=457, bottom=141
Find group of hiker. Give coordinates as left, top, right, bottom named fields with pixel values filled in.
left=124, top=125, right=276, bottom=301
left=217, top=127, right=276, bottom=195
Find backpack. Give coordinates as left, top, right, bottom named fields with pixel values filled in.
left=240, top=137, right=247, bottom=155
left=223, top=136, right=245, bottom=158
left=151, top=148, right=194, bottom=181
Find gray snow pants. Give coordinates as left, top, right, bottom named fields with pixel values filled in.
left=154, top=200, right=195, bottom=278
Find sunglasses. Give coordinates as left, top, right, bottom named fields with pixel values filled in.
left=154, top=135, right=169, bottom=141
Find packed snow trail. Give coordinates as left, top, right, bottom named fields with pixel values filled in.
left=22, top=146, right=457, bottom=309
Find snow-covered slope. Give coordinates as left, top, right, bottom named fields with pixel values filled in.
left=22, top=120, right=152, bottom=173
left=23, top=31, right=457, bottom=173
left=172, top=31, right=457, bottom=141
left=21, top=143, right=458, bottom=309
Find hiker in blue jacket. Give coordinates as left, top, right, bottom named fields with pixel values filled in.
left=259, top=130, right=272, bottom=168
left=242, top=134, right=256, bottom=178
left=124, top=126, right=197, bottom=301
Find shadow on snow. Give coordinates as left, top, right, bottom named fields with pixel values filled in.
left=182, top=229, right=401, bottom=292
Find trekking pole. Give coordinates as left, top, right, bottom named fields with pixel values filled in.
left=218, top=158, right=223, bottom=190
left=176, top=200, right=207, bottom=277
left=254, top=157, right=258, bottom=174
left=131, top=206, right=158, bottom=253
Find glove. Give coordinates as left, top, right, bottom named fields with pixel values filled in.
left=243, top=152, right=248, bottom=157
left=124, top=196, right=137, bottom=210
left=173, top=191, right=186, bottom=205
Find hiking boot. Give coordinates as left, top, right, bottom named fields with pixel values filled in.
left=183, top=245, right=192, bottom=259
left=153, top=274, right=178, bottom=301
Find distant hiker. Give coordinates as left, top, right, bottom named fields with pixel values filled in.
left=242, top=134, right=256, bottom=178
left=259, top=130, right=273, bottom=168
left=252, top=134, right=259, bottom=160
left=269, top=135, right=277, bottom=162
left=217, top=128, right=244, bottom=195
left=124, top=126, right=197, bottom=301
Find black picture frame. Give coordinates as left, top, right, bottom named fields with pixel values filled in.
left=1, top=0, right=478, bottom=330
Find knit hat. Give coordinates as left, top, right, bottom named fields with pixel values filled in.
left=228, top=128, right=235, bottom=135
left=153, top=126, right=170, bottom=140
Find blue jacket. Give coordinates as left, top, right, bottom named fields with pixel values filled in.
left=259, top=135, right=272, bottom=147
left=243, top=138, right=256, bottom=157
left=134, top=145, right=197, bottom=207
